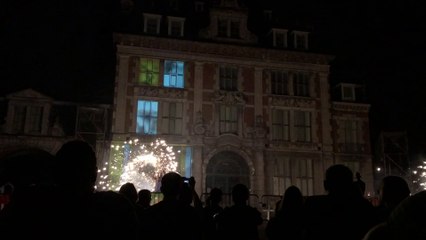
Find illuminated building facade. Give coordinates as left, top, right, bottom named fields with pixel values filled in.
left=111, top=0, right=373, bottom=196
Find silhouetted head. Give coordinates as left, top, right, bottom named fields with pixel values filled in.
left=55, top=140, right=97, bottom=194
left=209, top=187, right=223, bottom=205
left=379, top=175, right=410, bottom=208
left=160, top=172, right=183, bottom=199
left=137, top=189, right=151, bottom=208
left=232, top=183, right=249, bottom=205
left=278, top=185, right=303, bottom=212
left=356, top=172, right=361, bottom=179
left=119, top=182, right=138, bottom=204
left=324, top=164, right=354, bottom=194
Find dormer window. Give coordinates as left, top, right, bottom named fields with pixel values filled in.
left=263, top=10, right=272, bottom=22
left=194, top=1, right=204, bottom=12
left=143, top=13, right=161, bottom=34
left=292, top=31, right=309, bottom=50
left=272, top=29, right=288, bottom=48
left=341, top=84, right=356, bottom=101
left=217, top=18, right=240, bottom=39
left=168, top=17, right=185, bottom=37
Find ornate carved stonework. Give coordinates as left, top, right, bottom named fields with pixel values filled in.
left=135, top=86, right=185, bottom=99
left=332, top=102, right=370, bottom=113
left=193, top=111, right=207, bottom=135
left=213, top=91, right=245, bottom=104
left=269, top=141, right=320, bottom=151
left=270, top=96, right=316, bottom=108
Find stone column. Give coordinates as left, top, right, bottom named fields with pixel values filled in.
left=193, top=62, right=204, bottom=118
left=254, top=67, right=263, bottom=117
left=114, top=54, right=130, bottom=135
left=192, top=144, right=204, bottom=195
left=252, top=146, right=265, bottom=199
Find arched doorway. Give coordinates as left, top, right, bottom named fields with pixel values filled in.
left=206, top=151, right=249, bottom=194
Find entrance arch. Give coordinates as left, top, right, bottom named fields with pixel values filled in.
left=206, top=151, right=249, bottom=194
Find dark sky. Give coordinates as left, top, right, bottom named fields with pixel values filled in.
left=1, top=0, right=426, bottom=156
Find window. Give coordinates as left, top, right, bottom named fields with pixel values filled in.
left=161, top=102, right=183, bottom=134
left=219, top=66, right=238, bottom=91
left=271, top=70, right=289, bottom=95
left=343, top=120, right=358, bottom=144
left=12, top=105, right=26, bottom=133
left=273, top=158, right=314, bottom=196
left=136, top=100, right=158, bottom=134
left=194, top=1, right=204, bottom=12
left=163, top=60, right=184, bottom=88
left=12, top=105, right=43, bottom=134
left=219, top=105, right=238, bottom=134
left=294, top=111, right=311, bottom=142
left=295, top=159, right=314, bottom=196
left=342, top=85, right=356, bottom=101
left=218, top=19, right=228, bottom=37
left=263, top=10, right=272, bottom=22
left=273, top=29, right=287, bottom=48
left=143, top=13, right=161, bottom=34
left=294, top=72, right=309, bottom=97
left=28, top=106, right=43, bottom=133
left=217, top=19, right=240, bottom=39
left=272, top=109, right=289, bottom=141
left=272, top=157, right=292, bottom=196
left=292, top=31, right=309, bottom=50
left=168, top=17, right=185, bottom=37
left=169, top=0, right=179, bottom=10
left=230, top=21, right=240, bottom=38
left=138, top=58, right=159, bottom=85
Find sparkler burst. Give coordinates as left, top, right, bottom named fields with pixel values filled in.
left=96, top=138, right=178, bottom=192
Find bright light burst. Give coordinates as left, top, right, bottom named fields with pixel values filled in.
left=411, top=161, right=426, bottom=193
left=96, top=138, right=178, bottom=192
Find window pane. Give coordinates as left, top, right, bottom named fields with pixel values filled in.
left=139, top=58, right=159, bottom=85
left=162, top=102, right=183, bottom=134
left=220, top=66, right=238, bottom=91
left=164, top=60, right=184, bottom=88
left=219, top=105, right=238, bottom=134
left=28, top=106, right=43, bottom=133
left=13, top=105, right=26, bottom=133
left=136, top=100, right=158, bottom=134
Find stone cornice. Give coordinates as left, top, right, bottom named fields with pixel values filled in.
left=332, top=101, right=370, bottom=113
left=114, top=33, right=334, bottom=66
left=269, top=95, right=317, bottom=109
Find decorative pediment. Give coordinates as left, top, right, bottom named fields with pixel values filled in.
left=6, top=88, right=52, bottom=101
left=134, top=86, right=186, bottom=99
left=213, top=90, right=245, bottom=104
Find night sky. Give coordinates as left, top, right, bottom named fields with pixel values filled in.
left=1, top=0, right=426, bottom=157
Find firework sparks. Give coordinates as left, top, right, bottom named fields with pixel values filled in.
left=96, top=138, right=178, bottom=191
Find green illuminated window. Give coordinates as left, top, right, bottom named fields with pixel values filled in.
left=139, top=58, right=159, bottom=85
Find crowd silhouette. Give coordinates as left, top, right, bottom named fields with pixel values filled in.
left=0, top=139, right=424, bottom=240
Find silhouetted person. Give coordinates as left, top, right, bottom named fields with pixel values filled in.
left=266, top=185, right=305, bottom=240
left=137, top=189, right=152, bottom=209
left=373, top=175, right=410, bottom=224
left=363, top=190, right=426, bottom=240
left=0, top=148, right=58, bottom=239
left=141, top=172, right=202, bottom=240
left=202, top=187, right=224, bottom=240
left=55, top=139, right=139, bottom=239
left=354, top=172, right=366, bottom=196
left=303, top=164, right=375, bottom=240
left=119, top=182, right=138, bottom=204
left=216, top=183, right=263, bottom=240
